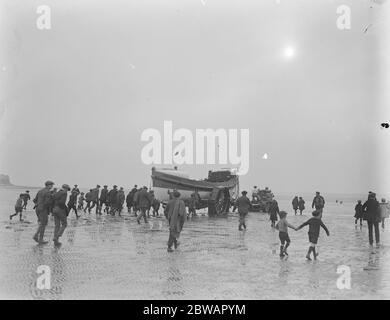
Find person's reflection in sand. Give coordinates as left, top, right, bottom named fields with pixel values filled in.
left=47, top=247, right=66, bottom=299
left=162, top=255, right=184, bottom=298
left=66, top=218, right=79, bottom=246
left=278, top=259, right=290, bottom=287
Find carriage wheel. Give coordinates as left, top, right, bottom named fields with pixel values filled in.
left=215, top=189, right=230, bottom=215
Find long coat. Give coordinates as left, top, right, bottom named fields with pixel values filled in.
left=137, top=189, right=151, bottom=209
left=53, top=189, right=69, bottom=216
left=108, top=189, right=118, bottom=205
left=166, top=198, right=186, bottom=238
left=91, top=188, right=100, bottom=201
left=235, top=196, right=251, bottom=216
left=269, top=201, right=279, bottom=221
left=117, top=191, right=125, bottom=206
left=292, top=197, right=299, bottom=210
left=298, top=199, right=305, bottom=211
left=354, top=203, right=363, bottom=219
left=35, top=187, right=52, bottom=212
left=362, top=198, right=380, bottom=223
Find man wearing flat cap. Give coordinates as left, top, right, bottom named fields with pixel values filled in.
left=165, top=191, right=186, bottom=252
left=98, top=185, right=109, bottom=214
left=136, top=186, right=151, bottom=224
left=33, top=180, right=54, bottom=245
left=235, top=191, right=251, bottom=231
left=52, top=184, right=71, bottom=246
left=108, top=185, right=118, bottom=215
left=71, top=184, right=80, bottom=196
left=90, top=185, right=101, bottom=214
left=312, top=191, right=325, bottom=217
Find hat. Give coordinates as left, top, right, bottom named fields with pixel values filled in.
left=104, top=185, right=108, bottom=187
left=312, top=210, right=321, bottom=217
left=62, top=184, right=71, bottom=191
left=113, top=185, right=117, bottom=188
left=45, top=180, right=54, bottom=186
left=74, top=184, right=78, bottom=187
left=97, top=185, right=101, bottom=188
left=173, top=191, right=181, bottom=198
left=26, top=190, right=30, bottom=193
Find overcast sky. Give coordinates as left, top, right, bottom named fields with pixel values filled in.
left=0, top=0, right=389, bottom=194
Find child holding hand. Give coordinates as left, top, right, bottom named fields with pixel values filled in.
left=275, top=211, right=297, bottom=257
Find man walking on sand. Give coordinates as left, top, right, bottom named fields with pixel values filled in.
left=33, top=180, right=54, bottom=245
left=312, top=191, right=325, bottom=215
left=52, top=184, right=71, bottom=247
left=136, top=186, right=151, bottom=224
left=165, top=191, right=186, bottom=252
left=235, top=191, right=251, bottom=231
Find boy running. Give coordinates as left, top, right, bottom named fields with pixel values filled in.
left=10, top=194, right=24, bottom=221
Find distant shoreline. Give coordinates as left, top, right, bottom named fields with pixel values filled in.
left=0, top=184, right=39, bottom=189
left=0, top=184, right=388, bottom=200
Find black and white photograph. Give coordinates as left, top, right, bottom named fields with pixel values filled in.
left=0, top=0, right=389, bottom=304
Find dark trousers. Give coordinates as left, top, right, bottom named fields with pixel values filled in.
left=367, top=221, right=380, bottom=245
left=167, top=231, right=178, bottom=249
left=355, top=218, right=363, bottom=225
left=137, top=207, right=148, bottom=223
left=89, top=200, right=98, bottom=213
left=34, top=209, right=48, bottom=241
left=53, top=207, right=67, bottom=241
left=68, top=203, right=78, bottom=216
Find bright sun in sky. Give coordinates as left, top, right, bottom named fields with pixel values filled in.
left=283, top=46, right=295, bottom=59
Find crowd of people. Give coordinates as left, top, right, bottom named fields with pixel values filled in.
left=9, top=181, right=389, bottom=256
left=10, top=181, right=191, bottom=251
left=234, top=189, right=388, bottom=260
left=234, top=190, right=329, bottom=260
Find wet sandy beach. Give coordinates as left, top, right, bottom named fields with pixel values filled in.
left=1, top=187, right=389, bottom=300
